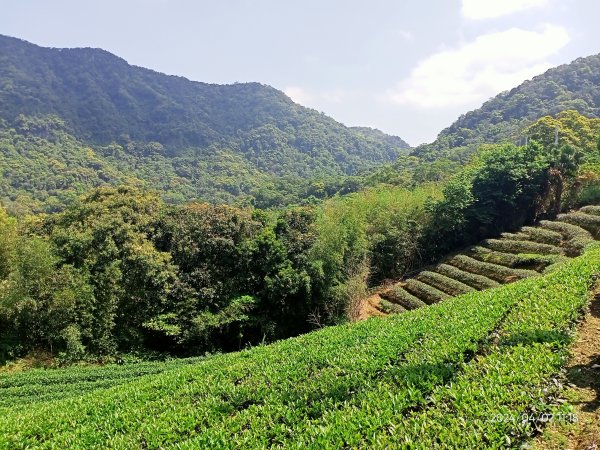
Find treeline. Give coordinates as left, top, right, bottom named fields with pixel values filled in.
left=0, top=111, right=599, bottom=362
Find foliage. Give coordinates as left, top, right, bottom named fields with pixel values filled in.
left=0, top=357, right=207, bottom=408
left=0, top=245, right=597, bottom=448
left=413, top=52, right=600, bottom=160
left=0, top=35, right=409, bottom=214
left=423, top=141, right=575, bottom=257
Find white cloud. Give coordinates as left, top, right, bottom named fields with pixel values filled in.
left=461, top=0, right=549, bottom=20
left=388, top=25, right=569, bottom=109
left=284, top=86, right=315, bottom=105
left=284, top=86, right=348, bottom=106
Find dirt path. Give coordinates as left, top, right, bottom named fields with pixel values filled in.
left=535, top=284, right=600, bottom=450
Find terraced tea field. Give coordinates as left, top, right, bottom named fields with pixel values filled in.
left=376, top=206, right=600, bottom=314
left=0, top=357, right=207, bottom=410
left=1, top=207, right=599, bottom=449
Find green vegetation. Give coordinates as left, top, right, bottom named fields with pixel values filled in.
left=512, top=226, right=563, bottom=245
left=0, top=35, right=410, bottom=213
left=435, top=263, right=500, bottom=290
left=377, top=206, right=600, bottom=315
left=482, top=238, right=562, bottom=255
left=379, top=285, right=428, bottom=310
left=377, top=298, right=406, bottom=314
left=0, top=357, right=206, bottom=409
left=413, top=55, right=600, bottom=161
left=0, top=245, right=597, bottom=449
left=404, top=278, right=450, bottom=304
left=469, top=246, right=564, bottom=271
left=1, top=104, right=598, bottom=362
left=416, top=270, right=476, bottom=296
left=558, top=212, right=600, bottom=237
left=449, top=254, right=537, bottom=282
left=539, top=220, right=595, bottom=256
left=2, top=33, right=600, bottom=449
left=579, top=204, right=600, bottom=215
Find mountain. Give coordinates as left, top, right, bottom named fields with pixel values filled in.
left=0, top=35, right=410, bottom=212
left=413, top=53, right=600, bottom=160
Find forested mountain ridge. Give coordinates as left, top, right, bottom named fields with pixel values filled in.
left=414, top=53, right=600, bottom=160
left=0, top=35, right=408, bottom=168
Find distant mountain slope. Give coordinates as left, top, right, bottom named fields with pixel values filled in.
left=0, top=35, right=410, bottom=210
left=413, top=53, right=600, bottom=160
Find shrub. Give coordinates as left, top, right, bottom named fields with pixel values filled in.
left=378, top=298, right=406, bottom=314
left=538, top=220, right=594, bottom=256
left=557, top=212, right=600, bottom=237
left=434, top=263, right=500, bottom=290
left=579, top=205, right=600, bottom=216
left=482, top=238, right=562, bottom=255
left=469, top=246, right=522, bottom=267
left=416, top=271, right=475, bottom=296
left=516, top=226, right=563, bottom=246
left=470, top=246, right=564, bottom=272
left=448, top=255, right=537, bottom=283
left=379, top=286, right=428, bottom=310
left=404, top=279, right=450, bottom=304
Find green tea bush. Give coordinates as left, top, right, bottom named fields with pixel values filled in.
left=539, top=219, right=595, bottom=256
left=483, top=238, right=562, bottom=255
left=434, top=263, right=500, bottom=290
left=379, top=285, right=428, bottom=310
left=449, top=255, right=537, bottom=282
left=378, top=298, right=406, bottom=314
left=579, top=205, right=600, bottom=216
left=517, top=226, right=563, bottom=246
left=404, top=279, right=450, bottom=304
left=558, top=212, right=600, bottom=237
left=416, top=271, right=475, bottom=296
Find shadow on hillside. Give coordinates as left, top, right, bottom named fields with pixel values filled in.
left=566, top=293, right=600, bottom=412
left=567, top=357, right=600, bottom=412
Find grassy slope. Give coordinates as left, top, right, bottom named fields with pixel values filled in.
left=0, top=245, right=598, bottom=449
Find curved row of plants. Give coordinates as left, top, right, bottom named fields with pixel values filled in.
left=379, top=206, right=600, bottom=313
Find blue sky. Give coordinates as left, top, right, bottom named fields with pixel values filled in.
left=1, top=0, right=599, bottom=145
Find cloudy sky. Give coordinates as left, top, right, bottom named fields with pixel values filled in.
left=1, top=0, right=598, bottom=145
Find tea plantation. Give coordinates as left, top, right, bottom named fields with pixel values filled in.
left=0, top=227, right=598, bottom=448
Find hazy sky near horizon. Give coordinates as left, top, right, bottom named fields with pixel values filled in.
left=1, top=0, right=599, bottom=145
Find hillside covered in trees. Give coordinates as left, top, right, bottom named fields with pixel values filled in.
left=0, top=35, right=411, bottom=212
left=413, top=53, right=600, bottom=161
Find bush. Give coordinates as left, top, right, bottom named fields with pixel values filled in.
left=378, top=298, right=406, bottom=314
left=448, top=255, right=537, bottom=283
left=578, top=184, right=600, bottom=205
left=379, top=286, right=427, bottom=310
left=558, top=212, right=600, bottom=237
left=469, top=246, right=563, bottom=272
left=538, top=220, right=594, bottom=256
left=516, top=226, right=563, bottom=245
left=416, top=271, right=475, bottom=296
left=434, top=263, right=500, bottom=290
left=404, top=279, right=450, bottom=304
left=579, top=205, right=600, bottom=216
left=482, top=238, right=562, bottom=255
left=469, top=246, right=522, bottom=267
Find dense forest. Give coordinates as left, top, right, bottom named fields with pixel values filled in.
left=1, top=110, right=599, bottom=362
left=0, top=35, right=411, bottom=213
